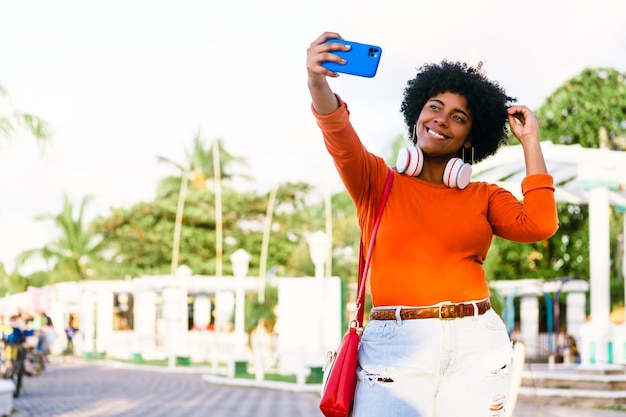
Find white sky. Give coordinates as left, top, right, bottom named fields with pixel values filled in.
left=1, top=0, right=625, bottom=273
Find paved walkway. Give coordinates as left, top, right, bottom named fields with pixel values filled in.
left=13, top=360, right=321, bottom=417
left=513, top=400, right=626, bottom=417
left=10, top=360, right=626, bottom=416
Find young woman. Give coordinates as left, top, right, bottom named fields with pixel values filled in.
left=307, top=32, right=558, bottom=417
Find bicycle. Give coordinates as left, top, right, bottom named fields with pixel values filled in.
left=1, top=327, right=27, bottom=398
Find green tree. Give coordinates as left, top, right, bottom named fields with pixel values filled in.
left=488, top=67, right=625, bottom=292
left=484, top=203, right=590, bottom=281
left=92, top=180, right=320, bottom=279
left=385, top=133, right=411, bottom=167
left=327, top=191, right=359, bottom=281
left=16, top=195, right=107, bottom=282
left=535, top=67, right=626, bottom=149
left=0, top=263, right=28, bottom=296
left=0, top=85, right=52, bottom=290
left=156, top=133, right=251, bottom=276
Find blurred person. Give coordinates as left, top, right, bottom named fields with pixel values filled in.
left=63, top=319, right=78, bottom=363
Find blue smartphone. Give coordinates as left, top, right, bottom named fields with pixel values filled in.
left=321, top=39, right=383, bottom=78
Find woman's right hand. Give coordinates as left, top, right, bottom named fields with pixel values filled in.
left=306, top=31, right=347, bottom=81
left=306, top=32, right=347, bottom=114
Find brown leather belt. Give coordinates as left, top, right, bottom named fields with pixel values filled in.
left=370, top=300, right=491, bottom=321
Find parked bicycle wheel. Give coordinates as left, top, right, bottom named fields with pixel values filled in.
left=23, top=348, right=44, bottom=376
left=11, top=347, right=25, bottom=398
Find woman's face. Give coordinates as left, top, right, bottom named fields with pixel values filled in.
left=415, top=91, right=473, bottom=158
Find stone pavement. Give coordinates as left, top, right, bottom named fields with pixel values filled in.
left=513, top=400, right=626, bottom=417
left=10, top=360, right=626, bottom=416
left=12, top=360, right=321, bottom=417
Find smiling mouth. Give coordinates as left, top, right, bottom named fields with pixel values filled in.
left=426, top=127, right=449, bottom=140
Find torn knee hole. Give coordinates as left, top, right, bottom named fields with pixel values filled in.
left=365, top=372, right=394, bottom=383
left=360, top=368, right=397, bottom=385
left=489, top=363, right=510, bottom=377
left=488, top=393, right=506, bottom=417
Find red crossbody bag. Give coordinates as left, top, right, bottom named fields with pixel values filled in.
left=320, top=168, right=394, bottom=417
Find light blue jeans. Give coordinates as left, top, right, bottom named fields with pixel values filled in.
left=353, top=304, right=513, bottom=417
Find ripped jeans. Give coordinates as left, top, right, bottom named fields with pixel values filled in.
left=353, top=306, right=513, bottom=417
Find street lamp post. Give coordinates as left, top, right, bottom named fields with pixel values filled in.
left=230, top=249, right=250, bottom=375
left=166, top=264, right=192, bottom=368
left=307, top=231, right=331, bottom=279
left=306, top=231, right=332, bottom=383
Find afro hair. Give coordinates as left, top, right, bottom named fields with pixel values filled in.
left=400, top=61, right=516, bottom=163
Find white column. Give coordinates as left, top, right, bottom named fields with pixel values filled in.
left=162, top=286, right=184, bottom=368
left=577, top=149, right=626, bottom=365
left=79, top=291, right=96, bottom=356
left=177, top=265, right=192, bottom=361
left=230, top=249, right=250, bottom=345
left=520, top=295, right=539, bottom=358
left=215, top=290, right=234, bottom=331
left=193, top=295, right=211, bottom=330
left=611, top=209, right=626, bottom=366
left=621, top=207, right=626, bottom=282
left=623, top=209, right=626, bottom=292
left=583, top=186, right=614, bottom=364
left=589, top=187, right=611, bottom=325
left=565, top=292, right=586, bottom=345
left=134, top=290, right=157, bottom=359
left=234, top=281, right=246, bottom=359
left=95, top=290, right=114, bottom=356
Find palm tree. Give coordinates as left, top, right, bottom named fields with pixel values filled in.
left=0, top=84, right=51, bottom=146
left=16, top=195, right=106, bottom=282
left=156, top=133, right=251, bottom=199
left=156, top=132, right=250, bottom=276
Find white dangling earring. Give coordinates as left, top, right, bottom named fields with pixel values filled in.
left=461, top=146, right=475, bottom=165
left=397, top=123, right=424, bottom=176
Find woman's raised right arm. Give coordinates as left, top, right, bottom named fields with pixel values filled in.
left=306, top=31, right=350, bottom=115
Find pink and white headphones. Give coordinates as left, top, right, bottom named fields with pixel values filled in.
left=396, top=146, right=472, bottom=189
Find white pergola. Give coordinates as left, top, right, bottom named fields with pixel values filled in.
left=473, top=141, right=626, bottom=366
left=473, top=141, right=626, bottom=206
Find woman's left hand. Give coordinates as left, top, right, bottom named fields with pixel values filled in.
left=507, top=105, right=539, bottom=145
left=508, top=105, right=548, bottom=175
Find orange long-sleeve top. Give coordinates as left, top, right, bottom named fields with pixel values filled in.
left=314, top=97, right=559, bottom=307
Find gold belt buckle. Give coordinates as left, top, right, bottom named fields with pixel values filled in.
left=438, top=303, right=456, bottom=320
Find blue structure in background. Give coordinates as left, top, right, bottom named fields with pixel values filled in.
left=496, top=277, right=588, bottom=361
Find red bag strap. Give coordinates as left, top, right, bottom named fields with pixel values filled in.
left=353, top=168, right=394, bottom=327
